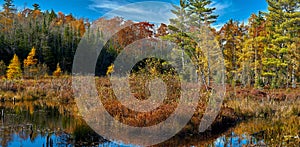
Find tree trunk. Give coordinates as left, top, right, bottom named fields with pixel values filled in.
left=292, top=64, right=296, bottom=88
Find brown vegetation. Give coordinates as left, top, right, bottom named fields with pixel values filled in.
left=0, top=76, right=299, bottom=137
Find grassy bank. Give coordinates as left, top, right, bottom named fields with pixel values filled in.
left=0, top=76, right=299, bottom=137
left=0, top=77, right=73, bottom=103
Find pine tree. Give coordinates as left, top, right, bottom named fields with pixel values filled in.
left=24, top=47, right=38, bottom=67
left=24, top=47, right=38, bottom=78
left=6, top=54, right=22, bottom=79
left=263, top=0, right=299, bottom=88
left=196, top=25, right=222, bottom=86
left=32, top=3, right=40, bottom=11
left=188, top=0, right=218, bottom=25
left=239, top=13, right=267, bottom=88
left=2, top=0, right=16, bottom=18
left=166, top=0, right=218, bottom=85
left=0, top=0, right=17, bottom=52
left=188, top=0, right=218, bottom=87
left=167, top=0, right=191, bottom=70
left=218, top=20, right=246, bottom=86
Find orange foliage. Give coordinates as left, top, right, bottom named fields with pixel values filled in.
left=70, top=19, right=85, bottom=36
left=32, top=10, right=41, bottom=19
left=155, top=23, right=168, bottom=37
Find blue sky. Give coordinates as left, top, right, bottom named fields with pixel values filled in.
left=0, top=0, right=268, bottom=30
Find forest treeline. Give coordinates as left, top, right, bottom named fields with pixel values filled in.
left=0, top=0, right=299, bottom=89
left=0, top=0, right=85, bottom=72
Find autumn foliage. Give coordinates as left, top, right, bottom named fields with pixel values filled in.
left=24, top=47, right=38, bottom=78
left=0, top=0, right=298, bottom=89
left=6, top=54, right=22, bottom=79
left=106, top=64, right=114, bottom=75
left=53, top=63, right=62, bottom=77
left=24, top=47, right=38, bottom=67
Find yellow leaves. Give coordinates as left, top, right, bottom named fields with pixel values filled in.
left=56, top=19, right=63, bottom=26
left=53, top=63, right=62, bottom=77
left=24, top=47, right=38, bottom=78
left=0, top=15, right=13, bottom=31
left=24, top=47, right=38, bottom=67
left=106, top=64, right=114, bottom=75
left=262, top=72, right=276, bottom=77
left=149, top=66, right=158, bottom=75
left=54, top=11, right=86, bottom=36
left=195, top=46, right=202, bottom=54
left=70, top=19, right=86, bottom=37
left=29, top=104, right=35, bottom=115
left=279, top=48, right=288, bottom=54
left=6, top=54, right=22, bottom=79
left=17, top=12, right=22, bottom=18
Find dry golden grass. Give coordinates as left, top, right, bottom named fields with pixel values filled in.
left=0, top=76, right=299, bottom=137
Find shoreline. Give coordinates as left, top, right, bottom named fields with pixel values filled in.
left=0, top=77, right=299, bottom=137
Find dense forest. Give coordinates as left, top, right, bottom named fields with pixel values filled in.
left=0, top=0, right=299, bottom=89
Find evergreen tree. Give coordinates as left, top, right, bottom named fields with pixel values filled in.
left=263, top=0, right=299, bottom=88
left=6, top=54, right=22, bottom=79
left=0, top=0, right=16, bottom=54
left=239, top=13, right=267, bottom=88
left=24, top=47, right=38, bottom=67
left=2, top=0, right=16, bottom=17
left=188, top=0, right=218, bottom=25
left=24, top=47, right=38, bottom=78
left=188, top=0, right=218, bottom=87
left=32, top=3, right=40, bottom=11
left=217, top=20, right=246, bottom=86
left=165, top=0, right=218, bottom=86
left=167, top=0, right=192, bottom=70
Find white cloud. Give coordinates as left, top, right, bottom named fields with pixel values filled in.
left=89, top=0, right=127, bottom=11
left=211, top=0, right=233, bottom=15
left=211, top=23, right=224, bottom=31
left=88, top=0, right=175, bottom=24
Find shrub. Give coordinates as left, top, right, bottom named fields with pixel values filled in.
left=106, top=64, right=114, bottom=75
left=53, top=63, right=62, bottom=77
left=36, top=63, right=49, bottom=78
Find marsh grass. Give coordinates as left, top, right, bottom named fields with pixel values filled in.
left=225, top=87, right=300, bottom=119
left=0, top=77, right=73, bottom=102
left=0, top=75, right=299, bottom=140
left=94, top=75, right=238, bottom=135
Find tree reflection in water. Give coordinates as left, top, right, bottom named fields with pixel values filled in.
left=0, top=100, right=298, bottom=146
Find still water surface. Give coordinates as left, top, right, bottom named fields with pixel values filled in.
left=0, top=100, right=290, bottom=146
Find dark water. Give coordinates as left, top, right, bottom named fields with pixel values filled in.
left=0, top=101, right=298, bottom=147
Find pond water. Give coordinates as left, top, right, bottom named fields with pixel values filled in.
left=0, top=101, right=298, bottom=146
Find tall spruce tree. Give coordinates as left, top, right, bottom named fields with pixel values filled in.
left=240, top=13, right=267, bottom=88
left=263, top=0, right=300, bottom=88
left=6, top=54, right=22, bottom=79
left=188, top=0, right=218, bottom=25
left=168, top=0, right=191, bottom=69
left=218, top=20, right=245, bottom=86
left=24, top=47, right=38, bottom=78
left=188, top=0, right=218, bottom=87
